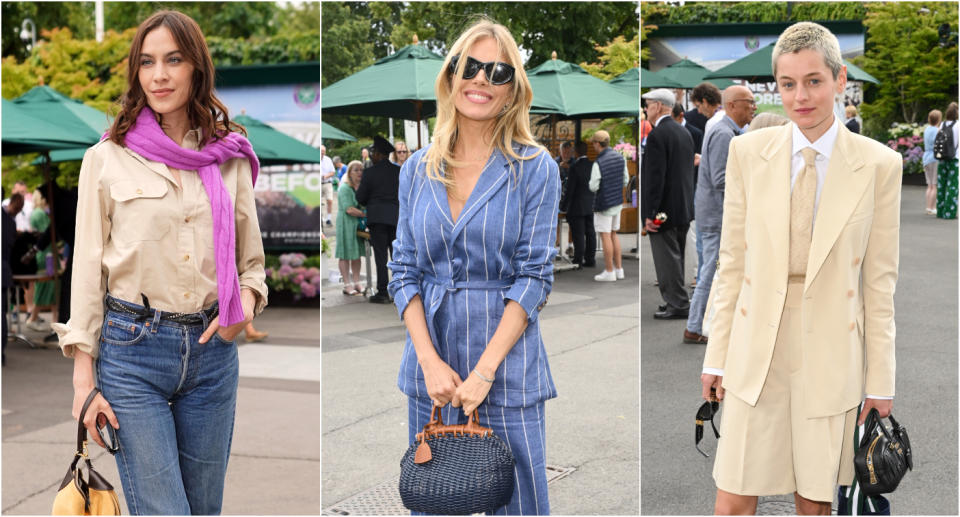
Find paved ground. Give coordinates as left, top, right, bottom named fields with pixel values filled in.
left=322, top=221, right=641, bottom=514
left=2, top=305, right=321, bottom=515
left=640, top=185, right=959, bottom=514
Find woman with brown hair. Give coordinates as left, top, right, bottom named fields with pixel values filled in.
left=52, top=10, right=267, bottom=515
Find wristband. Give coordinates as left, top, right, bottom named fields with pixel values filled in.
left=472, top=369, right=494, bottom=383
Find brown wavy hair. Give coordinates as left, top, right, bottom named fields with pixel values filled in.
left=108, top=10, right=244, bottom=147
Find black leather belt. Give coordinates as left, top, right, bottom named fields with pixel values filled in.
left=105, top=294, right=218, bottom=326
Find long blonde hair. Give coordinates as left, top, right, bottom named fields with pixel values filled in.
left=424, top=18, right=544, bottom=186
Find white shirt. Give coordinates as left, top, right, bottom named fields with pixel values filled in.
left=654, top=113, right=671, bottom=127
left=704, top=109, right=726, bottom=136
left=320, top=155, right=336, bottom=182
left=703, top=115, right=891, bottom=401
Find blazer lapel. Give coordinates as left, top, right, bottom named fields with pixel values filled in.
left=425, top=169, right=454, bottom=228
left=804, top=124, right=869, bottom=291
left=757, top=125, right=792, bottom=283
left=446, top=147, right=512, bottom=244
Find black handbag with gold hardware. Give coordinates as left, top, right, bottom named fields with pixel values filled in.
left=51, top=388, right=121, bottom=515
left=853, top=409, right=913, bottom=495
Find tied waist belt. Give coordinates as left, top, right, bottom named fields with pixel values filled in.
left=105, top=293, right=218, bottom=325
left=422, top=274, right=513, bottom=292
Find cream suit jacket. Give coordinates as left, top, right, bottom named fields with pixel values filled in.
left=703, top=122, right=901, bottom=418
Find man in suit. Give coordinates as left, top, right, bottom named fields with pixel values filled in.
left=845, top=104, right=860, bottom=134
left=673, top=103, right=703, bottom=169
left=641, top=88, right=696, bottom=319
left=701, top=22, right=900, bottom=515
left=684, top=85, right=756, bottom=344
left=560, top=140, right=596, bottom=268
left=356, top=135, right=401, bottom=304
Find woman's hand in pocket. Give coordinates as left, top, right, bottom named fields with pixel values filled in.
left=199, top=289, right=256, bottom=343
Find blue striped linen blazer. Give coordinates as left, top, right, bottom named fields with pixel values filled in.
left=388, top=142, right=560, bottom=408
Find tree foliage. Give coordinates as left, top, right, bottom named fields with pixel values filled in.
left=640, top=2, right=865, bottom=26
left=854, top=2, right=958, bottom=137
left=580, top=35, right=639, bottom=80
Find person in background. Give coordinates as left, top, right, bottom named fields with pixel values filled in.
left=390, top=140, right=410, bottom=167
left=937, top=102, right=959, bottom=219
left=844, top=104, right=860, bottom=134
left=685, top=82, right=722, bottom=135
left=355, top=136, right=400, bottom=303
left=2, top=180, right=34, bottom=232
left=26, top=189, right=57, bottom=332
left=361, top=147, right=373, bottom=169
left=2, top=191, right=22, bottom=366
left=336, top=160, right=366, bottom=295
left=561, top=140, right=596, bottom=269
left=333, top=156, right=348, bottom=182
left=321, top=145, right=336, bottom=226
left=923, top=109, right=942, bottom=215
left=590, top=130, right=629, bottom=282
left=747, top=111, right=790, bottom=131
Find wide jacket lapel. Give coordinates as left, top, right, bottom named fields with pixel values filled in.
left=446, top=146, right=513, bottom=244
left=757, top=125, right=792, bottom=283
left=804, top=124, right=869, bottom=291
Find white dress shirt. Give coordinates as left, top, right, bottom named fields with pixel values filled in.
left=703, top=114, right=891, bottom=401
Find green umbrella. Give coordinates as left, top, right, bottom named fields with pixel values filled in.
left=659, top=58, right=736, bottom=89
left=704, top=43, right=880, bottom=84
left=1, top=98, right=98, bottom=155
left=610, top=67, right=640, bottom=97
left=31, top=115, right=323, bottom=166
left=234, top=114, right=322, bottom=165
left=322, top=121, right=357, bottom=142
left=640, top=67, right=683, bottom=89
left=527, top=57, right=639, bottom=119
left=12, top=85, right=112, bottom=141
left=321, top=44, right=444, bottom=121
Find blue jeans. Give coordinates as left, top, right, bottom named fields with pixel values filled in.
left=695, top=226, right=704, bottom=284
left=687, top=230, right=721, bottom=334
left=408, top=397, right=550, bottom=515
left=96, top=295, right=239, bottom=515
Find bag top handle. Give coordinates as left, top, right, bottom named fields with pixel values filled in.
left=75, top=388, right=101, bottom=454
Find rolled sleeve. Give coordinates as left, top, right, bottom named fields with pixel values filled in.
left=388, top=159, right=422, bottom=318
left=58, top=147, right=109, bottom=359
left=234, top=159, right=268, bottom=315
left=504, top=152, right=560, bottom=322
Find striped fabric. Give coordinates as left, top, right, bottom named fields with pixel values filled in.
left=407, top=397, right=550, bottom=515
left=388, top=143, right=560, bottom=408
left=837, top=402, right=891, bottom=515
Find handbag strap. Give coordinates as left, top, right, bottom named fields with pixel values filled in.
left=418, top=406, right=493, bottom=442
left=76, top=388, right=101, bottom=454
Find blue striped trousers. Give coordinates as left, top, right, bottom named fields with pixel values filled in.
left=407, top=396, right=550, bottom=515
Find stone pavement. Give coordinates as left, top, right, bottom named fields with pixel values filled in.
left=321, top=234, right=640, bottom=514
left=2, top=304, right=321, bottom=515
left=640, top=185, right=958, bottom=514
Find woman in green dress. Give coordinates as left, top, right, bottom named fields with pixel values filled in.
left=336, top=160, right=366, bottom=295
left=937, top=102, right=959, bottom=219
left=27, top=189, right=57, bottom=330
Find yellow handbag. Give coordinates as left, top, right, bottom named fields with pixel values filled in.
left=52, top=388, right=121, bottom=516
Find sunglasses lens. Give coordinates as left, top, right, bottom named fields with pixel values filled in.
left=463, top=57, right=482, bottom=79
left=489, top=63, right=514, bottom=84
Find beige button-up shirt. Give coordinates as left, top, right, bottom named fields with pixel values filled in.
left=56, top=129, right=268, bottom=359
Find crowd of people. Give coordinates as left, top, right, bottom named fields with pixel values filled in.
left=322, top=126, right=636, bottom=300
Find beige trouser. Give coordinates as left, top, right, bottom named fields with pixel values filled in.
left=713, top=281, right=858, bottom=502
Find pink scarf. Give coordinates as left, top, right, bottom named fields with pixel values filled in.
left=116, top=107, right=259, bottom=326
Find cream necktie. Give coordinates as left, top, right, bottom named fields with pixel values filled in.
left=789, top=148, right=818, bottom=276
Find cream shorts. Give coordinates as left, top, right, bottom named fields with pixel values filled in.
left=322, top=182, right=334, bottom=201
left=712, top=282, right=857, bottom=502
left=594, top=211, right=621, bottom=233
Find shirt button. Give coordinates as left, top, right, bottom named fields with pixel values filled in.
left=183, top=293, right=190, bottom=299
left=184, top=216, right=191, bottom=223
left=184, top=254, right=190, bottom=261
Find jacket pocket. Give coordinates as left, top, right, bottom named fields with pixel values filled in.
left=109, top=180, right=171, bottom=243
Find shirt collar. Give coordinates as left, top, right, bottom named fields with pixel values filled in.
left=654, top=114, right=671, bottom=127
left=792, top=114, right=839, bottom=159
left=181, top=127, right=204, bottom=151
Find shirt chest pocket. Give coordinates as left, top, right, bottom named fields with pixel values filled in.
left=109, top=180, right=172, bottom=244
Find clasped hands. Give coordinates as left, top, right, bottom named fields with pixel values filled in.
left=422, top=356, right=493, bottom=416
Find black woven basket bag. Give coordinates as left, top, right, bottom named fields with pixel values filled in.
left=399, top=406, right=515, bottom=515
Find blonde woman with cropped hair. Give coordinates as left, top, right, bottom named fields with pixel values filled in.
left=388, top=17, right=559, bottom=515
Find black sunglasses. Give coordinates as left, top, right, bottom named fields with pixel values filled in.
left=448, top=55, right=515, bottom=85
left=695, top=396, right=720, bottom=458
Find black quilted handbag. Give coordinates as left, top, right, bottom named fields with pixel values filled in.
left=399, top=406, right=515, bottom=515
left=854, top=409, right=913, bottom=495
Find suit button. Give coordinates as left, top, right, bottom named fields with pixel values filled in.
left=741, top=307, right=747, bottom=316
left=847, top=289, right=854, bottom=298
left=136, top=188, right=143, bottom=194
left=849, top=322, right=856, bottom=331
left=744, top=276, right=751, bottom=285
left=853, top=257, right=861, bottom=265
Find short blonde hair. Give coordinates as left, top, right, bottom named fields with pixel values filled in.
left=773, top=21, right=844, bottom=80
left=592, top=130, right=611, bottom=147
left=845, top=105, right=857, bottom=118
left=424, top=18, right=543, bottom=186
left=747, top=112, right=790, bottom=132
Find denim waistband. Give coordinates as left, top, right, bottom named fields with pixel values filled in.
left=104, top=293, right=218, bottom=329
left=422, top=274, right=513, bottom=292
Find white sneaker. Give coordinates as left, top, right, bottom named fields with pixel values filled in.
left=27, top=320, right=48, bottom=332
left=594, top=270, right=617, bottom=282
left=615, top=268, right=625, bottom=280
